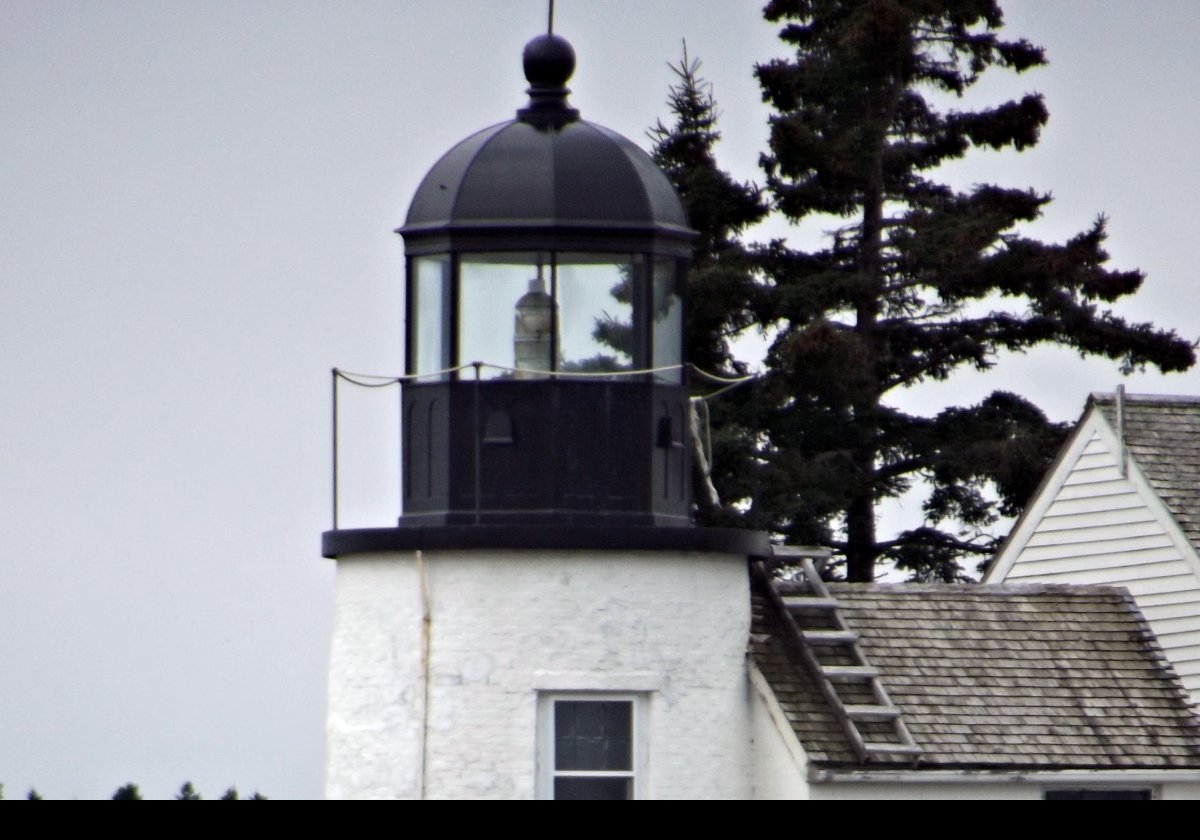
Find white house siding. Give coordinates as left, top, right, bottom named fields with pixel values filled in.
left=1162, top=782, right=1200, bottom=800
left=326, top=549, right=753, bottom=799
left=996, top=425, right=1200, bottom=699
left=747, top=663, right=809, bottom=799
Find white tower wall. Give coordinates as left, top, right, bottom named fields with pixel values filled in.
left=326, top=549, right=752, bottom=799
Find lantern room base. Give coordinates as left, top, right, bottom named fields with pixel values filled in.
left=402, top=379, right=693, bottom=525
left=321, top=523, right=772, bottom=559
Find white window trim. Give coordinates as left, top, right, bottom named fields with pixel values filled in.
left=536, top=692, right=648, bottom=800
left=533, top=670, right=662, bottom=692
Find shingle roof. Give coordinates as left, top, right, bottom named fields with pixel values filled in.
left=751, top=580, right=1200, bottom=771
left=1093, top=393, right=1200, bottom=550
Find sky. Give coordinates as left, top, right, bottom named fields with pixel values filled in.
left=3, top=1, right=1200, bottom=800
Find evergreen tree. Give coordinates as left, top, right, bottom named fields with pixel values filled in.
left=746, top=0, right=1194, bottom=580
left=112, top=783, right=142, bottom=800
left=218, top=786, right=267, bottom=800
left=176, top=781, right=202, bottom=800
left=649, top=48, right=769, bottom=521
left=0, top=780, right=261, bottom=799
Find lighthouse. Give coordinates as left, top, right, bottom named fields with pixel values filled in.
left=322, top=30, right=769, bottom=800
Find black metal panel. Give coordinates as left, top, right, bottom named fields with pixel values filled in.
left=402, top=389, right=449, bottom=514
left=453, top=123, right=557, bottom=224
left=400, top=379, right=691, bottom=526
left=652, top=396, right=688, bottom=508
left=403, top=123, right=504, bottom=228
left=551, top=124, right=653, bottom=227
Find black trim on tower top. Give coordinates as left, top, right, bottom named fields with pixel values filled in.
left=322, top=524, right=772, bottom=559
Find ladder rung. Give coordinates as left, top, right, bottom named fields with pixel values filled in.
left=821, top=665, right=879, bottom=680
left=782, top=596, right=839, bottom=610
left=844, top=704, right=901, bottom=720
left=802, top=629, right=859, bottom=645
left=863, top=742, right=923, bottom=756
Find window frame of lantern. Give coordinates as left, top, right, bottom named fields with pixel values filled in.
left=405, top=253, right=455, bottom=380
left=406, top=247, right=686, bottom=383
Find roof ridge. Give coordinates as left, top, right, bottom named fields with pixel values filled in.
left=826, top=582, right=1131, bottom=597
left=1091, top=391, right=1200, bottom=405
left=1088, top=391, right=1200, bottom=556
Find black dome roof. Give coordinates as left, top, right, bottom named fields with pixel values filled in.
left=398, top=35, right=694, bottom=256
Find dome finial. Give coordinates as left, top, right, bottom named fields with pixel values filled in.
left=517, top=27, right=579, bottom=128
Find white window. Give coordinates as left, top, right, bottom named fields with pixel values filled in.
left=537, top=694, right=642, bottom=800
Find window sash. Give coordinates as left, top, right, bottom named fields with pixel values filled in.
left=537, top=693, right=643, bottom=800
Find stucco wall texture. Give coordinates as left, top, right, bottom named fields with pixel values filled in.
left=326, top=549, right=752, bottom=799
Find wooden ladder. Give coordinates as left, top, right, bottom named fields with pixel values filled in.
left=756, top=549, right=921, bottom=765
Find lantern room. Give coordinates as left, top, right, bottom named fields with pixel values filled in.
left=393, top=33, right=698, bottom=528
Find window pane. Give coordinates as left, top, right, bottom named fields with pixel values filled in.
left=554, top=777, right=632, bottom=801
left=557, top=255, right=640, bottom=374
left=651, top=258, right=682, bottom=383
left=555, top=700, right=632, bottom=771
left=459, top=253, right=550, bottom=379
left=411, top=255, right=450, bottom=377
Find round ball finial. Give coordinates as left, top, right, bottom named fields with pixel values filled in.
left=517, top=33, right=579, bottom=127
left=523, top=33, right=576, bottom=87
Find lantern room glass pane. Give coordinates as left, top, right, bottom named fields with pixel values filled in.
left=459, top=253, right=551, bottom=380
left=411, top=255, right=450, bottom=378
left=652, top=257, right=683, bottom=383
left=453, top=252, right=667, bottom=379
left=557, top=253, right=640, bottom=376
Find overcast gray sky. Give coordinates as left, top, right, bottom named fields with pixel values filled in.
left=3, top=1, right=1199, bottom=799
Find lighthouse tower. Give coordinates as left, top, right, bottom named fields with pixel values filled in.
left=322, top=32, right=768, bottom=800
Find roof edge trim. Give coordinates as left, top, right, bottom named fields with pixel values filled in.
left=812, top=768, right=1200, bottom=784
